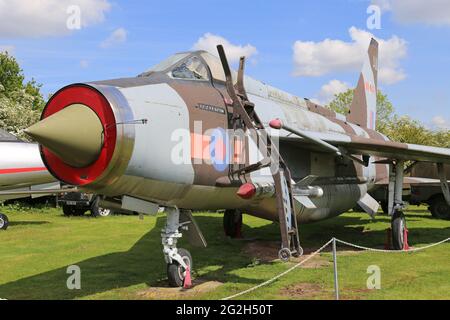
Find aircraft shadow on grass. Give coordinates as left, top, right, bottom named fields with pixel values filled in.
left=0, top=213, right=448, bottom=299
left=9, top=221, right=50, bottom=227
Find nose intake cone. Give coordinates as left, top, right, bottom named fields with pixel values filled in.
left=25, top=104, right=104, bottom=168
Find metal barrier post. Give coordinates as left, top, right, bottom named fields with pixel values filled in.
left=332, top=237, right=339, bottom=300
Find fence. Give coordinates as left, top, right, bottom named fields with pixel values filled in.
left=222, top=237, right=450, bottom=300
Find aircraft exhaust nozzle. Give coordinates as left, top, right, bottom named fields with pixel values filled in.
left=25, top=104, right=104, bottom=168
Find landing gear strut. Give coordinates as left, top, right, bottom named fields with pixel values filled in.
left=388, top=160, right=409, bottom=250
left=161, top=207, right=193, bottom=288
left=0, top=213, right=9, bottom=230
left=223, top=210, right=242, bottom=238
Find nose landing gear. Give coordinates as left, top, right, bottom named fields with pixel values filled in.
left=161, top=207, right=206, bottom=288
left=167, top=248, right=193, bottom=288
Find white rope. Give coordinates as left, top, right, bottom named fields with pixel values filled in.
left=335, top=237, right=450, bottom=253
left=222, top=236, right=450, bottom=300
left=222, top=239, right=334, bottom=300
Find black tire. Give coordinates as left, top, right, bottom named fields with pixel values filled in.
left=167, top=248, right=193, bottom=287
left=380, top=201, right=389, bottom=215
left=62, top=205, right=76, bottom=216
left=429, top=195, right=450, bottom=220
left=0, top=213, right=9, bottom=230
left=278, top=248, right=292, bottom=262
left=62, top=205, right=85, bottom=216
left=391, top=211, right=406, bottom=250
left=223, top=210, right=242, bottom=238
left=73, top=209, right=86, bottom=216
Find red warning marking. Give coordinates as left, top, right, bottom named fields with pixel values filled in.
left=364, top=81, right=376, bottom=94
left=0, top=167, right=47, bottom=175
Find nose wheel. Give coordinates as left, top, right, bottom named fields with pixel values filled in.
left=167, top=248, right=193, bottom=287
left=0, top=213, right=9, bottom=230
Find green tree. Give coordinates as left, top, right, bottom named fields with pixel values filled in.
left=0, top=51, right=45, bottom=139
left=327, top=88, right=450, bottom=147
left=327, top=88, right=394, bottom=132
left=432, top=130, right=450, bottom=148
left=383, top=116, right=435, bottom=146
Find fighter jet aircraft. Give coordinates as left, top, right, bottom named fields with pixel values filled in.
left=0, top=129, right=62, bottom=230
left=25, top=39, right=450, bottom=287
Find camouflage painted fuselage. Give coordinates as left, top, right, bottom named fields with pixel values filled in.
left=36, top=51, right=391, bottom=224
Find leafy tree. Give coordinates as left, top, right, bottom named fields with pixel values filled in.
left=383, top=116, right=435, bottom=146
left=327, top=89, right=354, bottom=115
left=327, top=88, right=450, bottom=147
left=432, top=130, right=450, bottom=148
left=0, top=51, right=45, bottom=139
left=327, top=88, right=394, bottom=132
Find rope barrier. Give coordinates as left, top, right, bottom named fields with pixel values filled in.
left=222, top=239, right=334, bottom=300
left=222, top=236, right=450, bottom=300
left=335, top=237, right=450, bottom=253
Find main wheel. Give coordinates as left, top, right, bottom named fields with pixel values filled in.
left=223, top=209, right=242, bottom=238
left=0, top=213, right=9, bottom=230
left=167, top=248, right=193, bottom=287
left=429, top=196, right=450, bottom=220
left=380, top=201, right=389, bottom=215
left=391, top=211, right=406, bottom=250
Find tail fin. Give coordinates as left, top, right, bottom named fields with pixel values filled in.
left=348, top=38, right=378, bottom=130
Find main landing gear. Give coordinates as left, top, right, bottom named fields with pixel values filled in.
left=388, top=160, right=409, bottom=250
left=391, top=211, right=407, bottom=250
left=223, top=210, right=242, bottom=238
left=0, top=213, right=9, bottom=230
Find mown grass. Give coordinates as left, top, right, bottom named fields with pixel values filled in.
left=0, top=204, right=449, bottom=300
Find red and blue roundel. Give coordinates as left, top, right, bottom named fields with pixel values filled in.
left=209, top=128, right=231, bottom=172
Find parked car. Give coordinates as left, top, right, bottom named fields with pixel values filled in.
left=370, top=163, right=450, bottom=220
left=58, top=192, right=112, bottom=217
left=410, top=184, right=450, bottom=220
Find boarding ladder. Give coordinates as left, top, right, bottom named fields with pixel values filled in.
left=216, top=45, right=302, bottom=260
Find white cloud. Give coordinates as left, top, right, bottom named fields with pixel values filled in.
left=371, top=0, right=392, bottom=11
left=378, top=67, right=406, bottom=85
left=292, top=27, right=407, bottom=85
left=432, top=116, right=450, bottom=130
left=80, top=59, right=89, bottom=69
left=0, top=0, right=111, bottom=38
left=192, top=33, right=258, bottom=63
left=0, top=45, right=15, bottom=54
left=314, top=80, right=351, bottom=105
left=372, top=0, right=450, bottom=26
left=100, top=28, right=127, bottom=48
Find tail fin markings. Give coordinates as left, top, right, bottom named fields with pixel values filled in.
left=347, top=38, right=379, bottom=130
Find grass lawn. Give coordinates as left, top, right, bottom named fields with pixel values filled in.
left=0, top=204, right=449, bottom=300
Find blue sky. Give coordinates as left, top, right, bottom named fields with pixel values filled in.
left=1, top=0, right=449, bottom=129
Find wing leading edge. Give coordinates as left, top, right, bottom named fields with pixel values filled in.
left=274, top=127, right=450, bottom=165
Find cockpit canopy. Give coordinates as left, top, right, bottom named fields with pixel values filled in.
left=139, top=51, right=310, bottom=110
left=140, top=51, right=237, bottom=83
